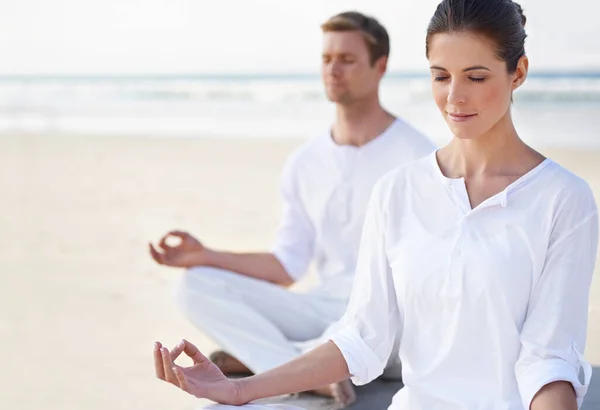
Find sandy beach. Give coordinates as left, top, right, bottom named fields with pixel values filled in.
left=1, top=134, right=599, bottom=410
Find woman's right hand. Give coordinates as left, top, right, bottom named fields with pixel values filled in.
left=153, top=339, right=246, bottom=405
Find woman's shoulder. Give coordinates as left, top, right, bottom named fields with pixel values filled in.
left=543, top=160, right=597, bottom=213
left=538, top=160, right=598, bottom=239
left=371, top=153, right=438, bottom=205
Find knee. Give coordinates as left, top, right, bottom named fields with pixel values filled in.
left=173, top=266, right=229, bottom=317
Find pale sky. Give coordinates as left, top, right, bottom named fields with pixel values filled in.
left=1, top=0, right=599, bottom=75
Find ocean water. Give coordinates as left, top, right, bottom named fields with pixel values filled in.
left=0, top=73, right=599, bottom=148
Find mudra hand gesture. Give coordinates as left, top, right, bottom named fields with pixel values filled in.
left=153, top=339, right=245, bottom=405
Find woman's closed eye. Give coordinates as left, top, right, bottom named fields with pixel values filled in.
left=434, top=76, right=487, bottom=83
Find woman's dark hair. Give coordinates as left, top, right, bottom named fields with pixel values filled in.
left=426, top=0, right=527, bottom=73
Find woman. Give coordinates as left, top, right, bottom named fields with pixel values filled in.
left=153, top=0, right=598, bottom=409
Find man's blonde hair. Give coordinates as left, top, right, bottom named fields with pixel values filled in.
left=321, top=11, right=390, bottom=66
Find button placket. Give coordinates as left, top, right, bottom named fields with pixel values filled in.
left=328, top=150, right=356, bottom=225
left=442, top=219, right=466, bottom=299
left=445, top=178, right=472, bottom=216
left=453, top=222, right=465, bottom=259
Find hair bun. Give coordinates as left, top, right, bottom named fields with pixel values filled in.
left=513, top=2, right=527, bottom=27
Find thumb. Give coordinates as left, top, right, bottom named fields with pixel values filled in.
left=181, top=339, right=210, bottom=365
left=173, top=366, right=191, bottom=393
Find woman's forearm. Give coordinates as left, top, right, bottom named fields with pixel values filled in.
left=530, top=381, right=577, bottom=410
left=236, top=341, right=350, bottom=403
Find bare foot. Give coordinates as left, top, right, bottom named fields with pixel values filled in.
left=309, top=379, right=357, bottom=408
left=208, top=350, right=253, bottom=375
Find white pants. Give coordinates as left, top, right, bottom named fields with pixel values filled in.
left=175, top=267, right=349, bottom=374
left=175, top=266, right=403, bottom=376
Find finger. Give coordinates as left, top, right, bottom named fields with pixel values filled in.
left=159, top=235, right=174, bottom=251
left=149, top=243, right=164, bottom=264
left=167, top=230, right=190, bottom=240
left=169, top=340, right=185, bottom=362
left=154, top=342, right=166, bottom=380
left=181, top=339, right=210, bottom=365
left=161, top=347, right=180, bottom=386
left=173, top=366, right=191, bottom=393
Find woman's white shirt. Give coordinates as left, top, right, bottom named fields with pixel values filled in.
left=330, top=152, right=599, bottom=410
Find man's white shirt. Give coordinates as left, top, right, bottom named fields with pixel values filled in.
left=272, top=118, right=437, bottom=299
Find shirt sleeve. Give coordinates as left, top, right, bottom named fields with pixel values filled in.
left=270, top=154, right=315, bottom=281
left=328, top=178, right=401, bottom=386
left=516, top=189, right=599, bottom=409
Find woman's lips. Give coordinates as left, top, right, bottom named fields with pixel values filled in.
left=447, top=112, right=477, bottom=122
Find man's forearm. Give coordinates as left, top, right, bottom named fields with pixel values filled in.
left=204, top=250, right=294, bottom=286
left=237, top=341, right=351, bottom=403
left=530, top=381, right=577, bottom=410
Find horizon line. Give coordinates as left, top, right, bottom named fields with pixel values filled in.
left=1, top=69, right=600, bottom=80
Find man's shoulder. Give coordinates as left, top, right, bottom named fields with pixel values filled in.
left=385, top=117, right=438, bottom=156
left=280, top=132, right=330, bottom=178
left=290, top=133, right=328, bottom=158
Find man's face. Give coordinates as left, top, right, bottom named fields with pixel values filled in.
left=321, top=30, right=385, bottom=104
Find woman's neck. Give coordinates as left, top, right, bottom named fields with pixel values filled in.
left=437, top=112, right=544, bottom=179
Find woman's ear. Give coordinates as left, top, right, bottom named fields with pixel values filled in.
left=512, top=55, right=529, bottom=91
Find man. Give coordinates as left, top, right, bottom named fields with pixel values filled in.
left=150, top=11, right=436, bottom=408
